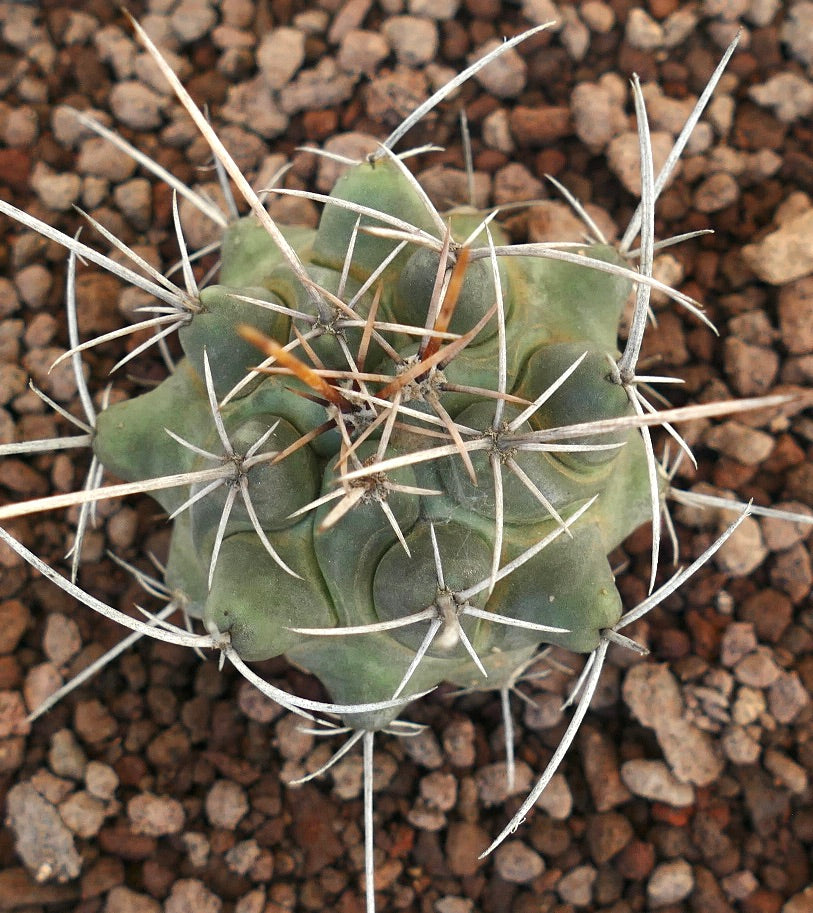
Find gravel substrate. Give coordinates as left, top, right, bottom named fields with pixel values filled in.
left=1, top=1, right=812, bottom=912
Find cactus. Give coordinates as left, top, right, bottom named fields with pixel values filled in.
left=1, top=16, right=811, bottom=913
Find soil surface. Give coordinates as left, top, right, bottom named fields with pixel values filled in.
left=0, top=2, right=812, bottom=913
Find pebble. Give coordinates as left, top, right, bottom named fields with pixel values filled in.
left=470, top=39, right=527, bottom=98
left=620, top=759, right=695, bottom=806
left=15, top=264, right=51, bottom=310
left=383, top=16, right=438, bottom=66
left=533, top=772, right=573, bottom=819
left=43, top=613, right=82, bottom=667
left=623, top=664, right=725, bottom=785
left=749, top=73, right=813, bottom=124
left=401, top=725, right=443, bottom=768
left=409, top=0, right=459, bottom=16
left=647, top=858, right=695, bottom=907
left=445, top=822, right=489, bottom=876
left=442, top=717, right=476, bottom=767
left=493, top=162, right=544, bottom=205
left=182, top=832, right=210, bottom=868
left=420, top=771, right=457, bottom=811
left=732, top=685, right=766, bottom=725
left=482, top=107, right=514, bottom=154
left=476, top=761, right=532, bottom=805
left=104, top=886, right=162, bottom=913
left=315, top=131, right=379, bottom=192
left=279, top=58, right=356, bottom=115
left=170, top=1, right=217, bottom=44
left=616, top=838, right=656, bottom=880
left=625, top=8, right=664, bottom=50
left=0, top=599, right=30, bottom=653
left=557, top=864, right=597, bottom=906
left=571, top=81, right=627, bottom=152
left=237, top=680, right=283, bottom=724
left=0, top=688, right=29, bottom=739
left=722, top=725, right=761, bottom=764
left=778, top=276, right=813, bottom=354
left=560, top=7, right=591, bottom=61
left=85, top=760, right=119, bottom=801
left=164, top=878, right=223, bottom=913
left=74, top=698, right=118, bottom=743
left=734, top=647, right=780, bottom=687
left=781, top=1, right=813, bottom=66
left=257, top=27, right=306, bottom=90
left=714, top=517, right=768, bottom=577
left=510, top=105, right=571, bottom=146
left=205, top=779, right=249, bottom=829
left=720, top=622, right=758, bottom=667
left=59, top=790, right=107, bottom=838
left=77, top=136, right=138, bottom=182
left=127, top=792, right=185, bottom=836
left=6, top=782, right=82, bottom=882
left=221, top=76, right=289, bottom=139
left=494, top=840, right=544, bottom=883
left=704, top=422, right=774, bottom=465
left=49, top=729, right=87, bottom=780
left=579, top=724, right=632, bottom=811
left=113, top=178, right=153, bottom=231
left=23, top=662, right=63, bottom=714
left=784, top=886, right=813, bottom=913
left=327, top=0, right=372, bottom=43
left=771, top=541, right=812, bottom=602
left=694, top=171, right=740, bottom=212
left=742, top=207, right=813, bottom=285
left=586, top=811, right=634, bottom=864
left=4, top=104, right=38, bottom=147
left=767, top=671, right=809, bottom=723
left=109, top=80, right=165, bottom=131
left=225, top=839, right=262, bottom=875
left=607, top=131, right=676, bottom=196
left=763, top=747, right=807, bottom=794
left=435, top=898, right=474, bottom=913
left=721, top=869, right=759, bottom=901
left=29, top=162, right=81, bottom=212
left=338, top=28, right=390, bottom=76
left=723, top=337, right=779, bottom=395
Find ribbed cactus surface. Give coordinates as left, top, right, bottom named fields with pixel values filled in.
left=93, top=156, right=654, bottom=730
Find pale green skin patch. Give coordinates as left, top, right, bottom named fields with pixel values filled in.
left=93, top=159, right=653, bottom=730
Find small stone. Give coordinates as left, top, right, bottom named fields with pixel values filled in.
left=571, top=81, right=627, bottom=152
left=723, top=337, right=779, bottom=395
left=581, top=0, right=615, bottom=32
left=767, top=671, right=809, bottom=723
left=470, top=39, right=527, bottom=98
left=29, top=162, right=81, bottom=212
left=557, top=864, right=597, bottom=906
left=74, top=698, right=117, bottom=743
left=85, top=761, right=119, bottom=801
left=6, top=783, right=82, bottom=883
left=749, top=73, right=813, bottom=124
left=625, top=8, right=664, bottom=50
left=383, top=16, right=438, bottom=66
left=586, top=812, right=634, bottom=864
left=534, top=772, right=573, bottom=819
left=510, top=105, right=571, bottom=146
left=401, top=726, right=443, bottom=769
left=49, top=729, right=87, bottom=780
left=43, top=613, right=82, bottom=667
left=109, top=81, right=165, bottom=131
left=784, top=886, right=813, bottom=913
left=620, top=759, right=695, bottom=806
left=722, top=725, right=761, bottom=764
left=338, top=29, right=389, bottom=76
left=279, top=58, right=356, bottom=115
left=0, top=600, right=31, bottom=653
left=225, top=839, right=261, bottom=876
left=703, top=422, right=774, bottom=466
left=494, top=840, right=544, bottom=883
left=763, top=748, right=807, bottom=794
left=482, top=108, right=515, bottom=154
left=170, top=1, right=217, bottom=44
left=327, top=0, right=372, bottom=43
left=442, top=717, right=476, bottom=768
left=734, top=648, right=780, bottom=687
left=59, top=790, right=107, bottom=838
left=182, top=832, right=210, bottom=868
left=579, top=724, right=632, bottom=811
left=694, top=171, right=740, bottom=212
left=778, top=276, right=813, bottom=355
left=408, top=0, right=459, bottom=17
left=435, top=898, right=474, bottom=913
left=15, top=264, right=51, bottom=309
left=113, top=179, right=152, bottom=231
left=721, top=869, right=758, bottom=901
left=104, top=886, right=161, bottom=913
left=732, top=685, right=766, bottom=725
left=4, top=105, right=38, bottom=147
left=164, top=879, right=223, bottom=913
left=420, top=771, right=457, bottom=811
left=781, top=1, right=813, bottom=66
left=0, top=690, right=29, bottom=739
left=445, top=822, right=489, bottom=876
left=648, top=858, right=694, bottom=907
left=257, top=27, right=306, bottom=90
left=77, top=137, right=138, bottom=182
left=716, top=515, right=768, bottom=576
left=23, top=662, right=63, bottom=715
left=476, top=761, right=532, bottom=806
left=742, top=208, right=813, bottom=285
left=205, top=780, right=249, bottom=829
left=128, top=793, right=185, bottom=836
left=608, top=131, right=675, bottom=196
left=493, top=162, right=544, bottom=205
left=221, top=76, right=288, bottom=139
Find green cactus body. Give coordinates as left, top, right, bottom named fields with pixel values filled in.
left=92, top=156, right=656, bottom=730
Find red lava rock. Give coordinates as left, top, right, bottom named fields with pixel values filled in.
left=0, top=599, right=31, bottom=653
left=616, top=838, right=656, bottom=881
left=509, top=105, right=572, bottom=146
left=445, top=822, right=490, bottom=876
left=74, top=698, right=118, bottom=743
left=585, top=812, right=634, bottom=865
left=290, top=785, right=344, bottom=876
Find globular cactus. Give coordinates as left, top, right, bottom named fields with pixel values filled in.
left=1, top=16, right=811, bottom=913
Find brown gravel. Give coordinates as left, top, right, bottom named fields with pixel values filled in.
left=1, top=2, right=812, bottom=913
